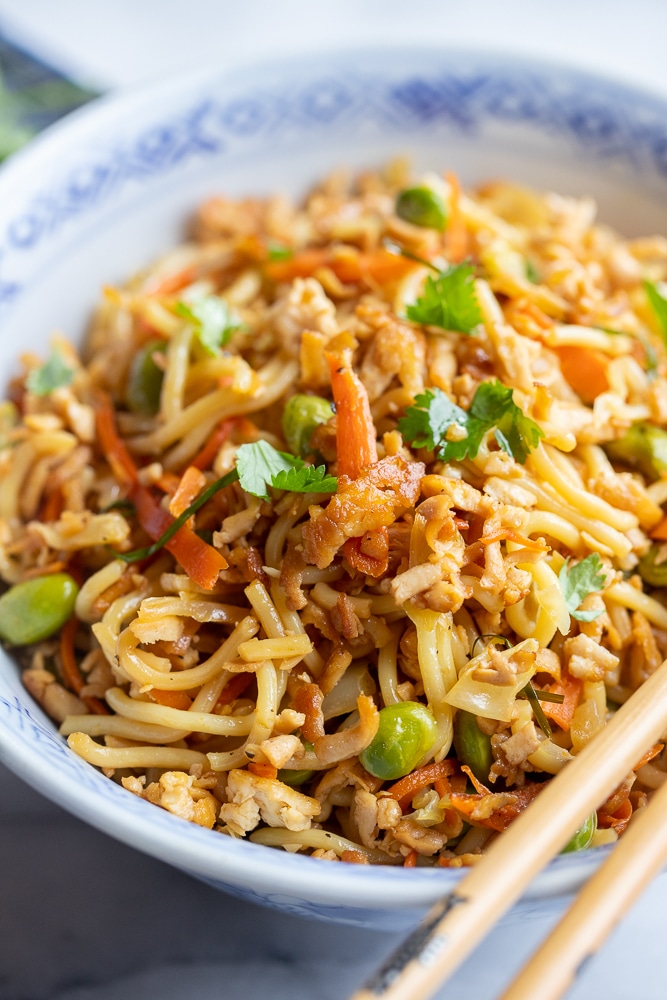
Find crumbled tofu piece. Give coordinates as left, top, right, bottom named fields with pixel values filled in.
left=219, top=768, right=320, bottom=836
left=122, top=770, right=218, bottom=829
left=503, top=721, right=541, bottom=766
left=256, top=734, right=303, bottom=768
left=564, top=633, right=619, bottom=681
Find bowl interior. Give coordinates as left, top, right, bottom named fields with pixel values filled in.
left=0, top=47, right=663, bottom=923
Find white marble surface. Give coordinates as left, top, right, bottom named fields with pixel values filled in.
left=2, top=3, right=667, bottom=998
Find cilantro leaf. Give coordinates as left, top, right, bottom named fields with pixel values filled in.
left=398, top=380, right=543, bottom=464
left=406, top=262, right=482, bottom=334
left=236, top=440, right=337, bottom=499
left=176, top=296, right=242, bottom=355
left=558, top=554, right=606, bottom=622
left=26, top=348, right=75, bottom=396
left=397, top=388, right=468, bottom=452
left=271, top=464, right=338, bottom=494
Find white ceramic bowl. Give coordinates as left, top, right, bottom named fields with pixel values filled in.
left=1, top=48, right=666, bottom=931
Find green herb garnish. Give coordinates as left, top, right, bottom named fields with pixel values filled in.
left=520, top=681, right=552, bottom=738
left=176, top=296, right=242, bottom=355
left=524, top=258, right=540, bottom=284
left=267, top=241, right=293, bottom=261
left=406, top=261, right=482, bottom=334
left=26, top=348, right=75, bottom=396
left=644, top=280, right=667, bottom=346
left=116, top=441, right=337, bottom=563
left=398, top=381, right=543, bottom=465
left=558, top=553, right=606, bottom=622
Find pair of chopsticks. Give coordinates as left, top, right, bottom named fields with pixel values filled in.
left=349, top=657, right=667, bottom=1000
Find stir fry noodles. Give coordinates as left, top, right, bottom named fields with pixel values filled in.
left=3, top=162, right=667, bottom=867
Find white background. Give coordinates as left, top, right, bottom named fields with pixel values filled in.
left=0, top=3, right=666, bottom=999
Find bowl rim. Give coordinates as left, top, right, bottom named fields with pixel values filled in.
left=0, top=43, right=653, bottom=909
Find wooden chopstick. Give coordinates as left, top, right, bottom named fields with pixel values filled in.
left=350, top=657, right=667, bottom=1000
left=500, top=766, right=667, bottom=1000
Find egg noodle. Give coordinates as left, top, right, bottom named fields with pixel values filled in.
left=3, top=161, right=667, bottom=867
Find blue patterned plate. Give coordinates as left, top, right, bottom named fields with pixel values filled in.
left=0, top=48, right=665, bottom=930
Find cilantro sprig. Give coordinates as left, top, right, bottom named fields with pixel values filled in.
left=26, top=347, right=75, bottom=396
left=235, top=440, right=337, bottom=500
left=406, top=261, right=482, bottom=334
left=398, top=381, right=543, bottom=465
left=558, top=554, right=606, bottom=622
left=116, top=441, right=337, bottom=563
left=176, top=296, right=242, bottom=355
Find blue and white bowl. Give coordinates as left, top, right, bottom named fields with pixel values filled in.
left=1, top=49, right=666, bottom=931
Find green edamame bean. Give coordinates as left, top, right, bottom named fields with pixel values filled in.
left=126, top=339, right=167, bottom=415
left=359, top=701, right=438, bottom=781
left=561, top=812, right=597, bottom=854
left=638, top=546, right=667, bottom=588
left=453, top=710, right=493, bottom=784
left=282, top=394, right=334, bottom=457
left=0, top=572, right=79, bottom=645
left=395, top=187, right=448, bottom=231
left=277, top=769, right=315, bottom=787
left=605, top=423, right=667, bottom=481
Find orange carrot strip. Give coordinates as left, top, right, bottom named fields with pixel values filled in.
left=145, top=266, right=198, bottom=298
left=191, top=418, right=236, bottom=471
left=461, top=764, right=489, bottom=796
left=541, top=671, right=583, bottom=731
left=403, top=849, right=418, bottom=868
left=326, top=352, right=378, bottom=479
left=633, top=742, right=664, bottom=771
left=60, top=617, right=109, bottom=715
left=597, top=796, right=633, bottom=836
left=131, top=486, right=227, bottom=591
left=450, top=782, right=544, bottom=832
left=94, top=393, right=228, bottom=590
left=434, top=777, right=451, bottom=798
left=215, top=673, right=254, bottom=708
left=40, top=486, right=63, bottom=523
left=148, top=689, right=193, bottom=711
left=387, top=760, right=457, bottom=812
left=479, top=528, right=549, bottom=552
left=266, top=247, right=416, bottom=286
left=94, top=392, right=139, bottom=487
left=445, top=171, right=468, bottom=263
left=248, top=761, right=278, bottom=780
left=650, top=515, right=667, bottom=541
left=169, top=465, right=208, bottom=518
left=554, top=345, right=610, bottom=404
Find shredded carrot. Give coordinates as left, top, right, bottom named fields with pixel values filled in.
left=520, top=299, right=554, bottom=330
left=650, top=515, right=667, bottom=541
left=94, top=392, right=228, bottom=590
left=147, top=689, right=193, bottom=711
left=445, top=171, right=468, bottom=263
left=598, top=796, right=633, bottom=836
left=155, top=471, right=181, bottom=495
left=450, top=782, right=544, bottom=832
left=403, top=849, right=418, bottom=868
left=554, top=345, right=610, bottom=404
left=479, top=528, right=549, bottom=552
left=40, top=486, right=63, bottom=523
left=265, top=247, right=416, bottom=286
left=145, top=266, right=198, bottom=298
left=326, top=352, right=378, bottom=479
left=434, top=777, right=451, bottom=798
left=191, top=418, right=236, bottom=471
left=60, top=617, right=109, bottom=715
left=340, top=849, right=370, bottom=864
left=541, top=671, right=582, bottom=731
left=91, top=572, right=136, bottom=615
left=387, top=760, right=457, bottom=812
left=633, top=742, right=664, bottom=771
left=460, top=764, right=489, bottom=796
left=247, top=761, right=279, bottom=780
left=169, top=465, right=208, bottom=518
left=215, top=673, right=254, bottom=707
